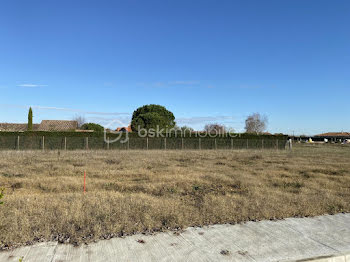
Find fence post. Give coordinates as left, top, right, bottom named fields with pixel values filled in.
left=17, top=136, right=20, bottom=150
left=231, top=139, right=233, bottom=150
left=262, top=139, right=264, bottom=150
left=276, top=140, right=279, bottom=150
left=285, top=139, right=293, bottom=150
left=181, top=138, right=184, bottom=150
left=127, top=139, right=130, bottom=150
left=42, top=136, right=45, bottom=151
left=107, top=137, right=110, bottom=150
left=85, top=137, right=89, bottom=150
left=146, top=137, right=149, bottom=150
left=164, top=138, right=167, bottom=150
left=199, top=138, right=201, bottom=150
left=64, top=137, right=67, bottom=150
left=214, top=139, right=217, bottom=150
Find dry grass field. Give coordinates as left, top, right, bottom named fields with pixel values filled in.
left=0, top=144, right=349, bottom=249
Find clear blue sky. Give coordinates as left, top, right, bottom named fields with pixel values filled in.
left=1, top=0, right=349, bottom=135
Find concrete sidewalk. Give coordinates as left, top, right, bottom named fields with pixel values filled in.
left=1, top=213, right=350, bottom=262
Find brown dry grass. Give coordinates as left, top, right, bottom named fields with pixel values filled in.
left=0, top=144, right=350, bottom=249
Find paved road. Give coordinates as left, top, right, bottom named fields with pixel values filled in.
left=1, top=213, right=350, bottom=262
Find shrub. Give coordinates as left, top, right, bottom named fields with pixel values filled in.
left=80, top=123, right=104, bottom=132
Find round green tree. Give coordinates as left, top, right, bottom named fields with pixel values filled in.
left=80, top=123, right=104, bottom=132
left=131, top=104, right=176, bottom=132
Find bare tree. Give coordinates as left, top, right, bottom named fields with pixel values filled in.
left=73, top=115, right=86, bottom=128
left=204, top=123, right=226, bottom=134
left=245, top=113, right=268, bottom=134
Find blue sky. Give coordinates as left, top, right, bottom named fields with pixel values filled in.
left=0, top=0, right=349, bottom=135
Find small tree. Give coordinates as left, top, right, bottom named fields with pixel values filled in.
left=204, top=123, right=226, bottom=134
left=28, top=107, right=33, bottom=131
left=245, top=113, right=268, bottom=134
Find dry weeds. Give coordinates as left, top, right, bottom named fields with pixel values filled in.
left=0, top=144, right=349, bottom=249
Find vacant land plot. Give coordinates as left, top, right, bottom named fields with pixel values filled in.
left=0, top=145, right=349, bottom=249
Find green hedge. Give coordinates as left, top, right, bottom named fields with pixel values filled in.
left=0, top=131, right=287, bottom=139
left=0, top=134, right=287, bottom=150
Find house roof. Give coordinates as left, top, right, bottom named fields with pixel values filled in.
left=38, top=120, right=78, bottom=131
left=116, top=125, right=132, bottom=132
left=0, top=123, right=40, bottom=132
left=315, top=132, right=350, bottom=137
left=0, top=120, right=78, bottom=132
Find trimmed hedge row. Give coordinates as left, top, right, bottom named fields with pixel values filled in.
left=0, top=135, right=287, bottom=150
left=0, top=131, right=287, bottom=139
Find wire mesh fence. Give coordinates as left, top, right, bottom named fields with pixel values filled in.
left=0, top=135, right=288, bottom=150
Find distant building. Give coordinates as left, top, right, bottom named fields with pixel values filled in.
left=0, top=120, right=78, bottom=132
left=38, top=120, right=78, bottom=131
left=0, top=123, right=39, bottom=132
left=116, top=125, right=132, bottom=132
left=315, top=132, right=350, bottom=141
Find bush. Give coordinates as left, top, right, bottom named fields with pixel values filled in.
left=80, top=123, right=104, bottom=132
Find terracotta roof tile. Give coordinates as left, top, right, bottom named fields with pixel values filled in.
left=0, top=123, right=40, bottom=131
left=38, top=120, right=78, bottom=131
left=116, top=125, right=132, bottom=132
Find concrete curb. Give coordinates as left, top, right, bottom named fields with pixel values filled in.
left=295, top=252, right=350, bottom=262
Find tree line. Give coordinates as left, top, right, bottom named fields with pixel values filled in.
left=27, top=104, right=268, bottom=134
